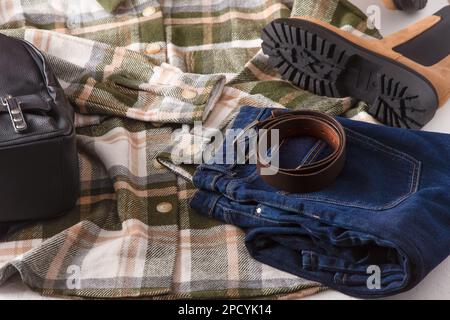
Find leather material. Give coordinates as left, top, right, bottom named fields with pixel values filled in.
left=295, top=11, right=450, bottom=108
left=262, top=17, right=439, bottom=129
left=383, top=0, right=428, bottom=11
left=246, top=110, right=346, bottom=193
left=0, top=34, right=79, bottom=223
left=394, top=6, right=450, bottom=66
left=382, top=0, right=398, bottom=10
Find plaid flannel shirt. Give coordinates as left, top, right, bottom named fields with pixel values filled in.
left=0, top=0, right=379, bottom=299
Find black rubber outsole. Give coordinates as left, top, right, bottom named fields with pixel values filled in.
left=261, top=19, right=439, bottom=129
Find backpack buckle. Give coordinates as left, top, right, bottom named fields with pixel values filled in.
left=1, top=95, right=28, bottom=133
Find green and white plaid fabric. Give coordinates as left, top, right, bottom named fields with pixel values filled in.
left=0, top=0, right=380, bottom=299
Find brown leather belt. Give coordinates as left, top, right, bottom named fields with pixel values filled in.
left=238, top=110, right=346, bottom=193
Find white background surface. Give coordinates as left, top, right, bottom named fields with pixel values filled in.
left=304, top=0, right=450, bottom=300
left=0, top=0, right=449, bottom=300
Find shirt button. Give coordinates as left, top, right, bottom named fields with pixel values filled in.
left=181, top=89, right=198, bottom=100
left=157, top=202, right=173, bottom=214
left=153, top=159, right=164, bottom=169
left=145, top=43, right=161, bottom=55
left=143, top=7, right=156, bottom=17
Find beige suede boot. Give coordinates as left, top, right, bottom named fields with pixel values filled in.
left=261, top=6, right=450, bottom=129
left=381, top=0, right=427, bottom=11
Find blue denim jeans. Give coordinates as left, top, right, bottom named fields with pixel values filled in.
left=190, top=106, right=450, bottom=298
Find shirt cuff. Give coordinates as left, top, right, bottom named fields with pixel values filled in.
left=142, top=63, right=226, bottom=123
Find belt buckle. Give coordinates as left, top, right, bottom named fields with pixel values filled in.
left=1, top=95, right=28, bottom=133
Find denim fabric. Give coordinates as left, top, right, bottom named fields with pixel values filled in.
left=190, top=106, right=450, bottom=298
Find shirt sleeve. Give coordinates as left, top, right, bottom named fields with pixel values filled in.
left=1, top=28, right=225, bottom=125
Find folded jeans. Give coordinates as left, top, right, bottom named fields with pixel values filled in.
left=190, top=106, right=450, bottom=298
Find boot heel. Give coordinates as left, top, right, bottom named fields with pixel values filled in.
left=370, top=73, right=429, bottom=128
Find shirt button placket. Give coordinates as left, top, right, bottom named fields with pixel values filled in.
left=156, top=202, right=173, bottom=214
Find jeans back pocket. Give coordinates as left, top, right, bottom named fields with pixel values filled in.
left=290, top=128, right=421, bottom=210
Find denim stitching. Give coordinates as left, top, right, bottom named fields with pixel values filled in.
left=304, top=141, right=326, bottom=165
left=206, top=123, right=421, bottom=211
left=200, top=164, right=232, bottom=175
left=225, top=168, right=259, bottom=200
left=197, top=108, right=268, bottom=173
left=296, top=215, right=412, bottom=291
left=255, top=107, right=271, bottom=122
left=244, top=210, right=411, bottom=295
left=345, top=128, right=419, bottom=165
left=298, top=140, right=324, bottom=166
left=253, top=201, right=305, bottom=216
left=344, top=129, right=421, bottom=205
left=410, top=160, right=422, bottom=194
left=218, top=202, right=288, bottom=225
left=290, top=128, right=422, bottom=211
left=210, top=173, right=223, bottom=192
left=231, top=167, right=258, bottom=183
left=316, top=262, right=403, bottom=277
left=207, top=194, right=222, bottom=218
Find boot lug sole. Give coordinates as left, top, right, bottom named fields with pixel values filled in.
left=262, top=19, right=439, bottom=129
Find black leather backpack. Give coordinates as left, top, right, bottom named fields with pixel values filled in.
left=0, top=34, right=79, bottom=225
